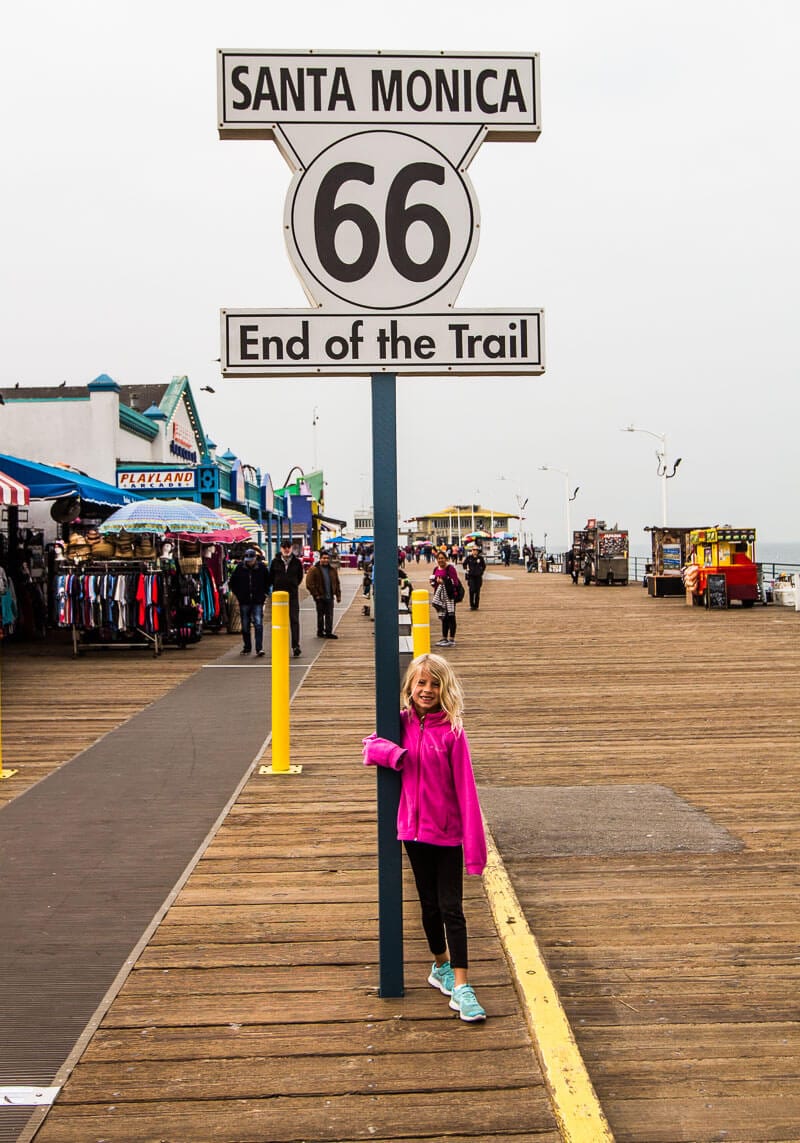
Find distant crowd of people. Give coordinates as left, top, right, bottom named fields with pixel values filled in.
left=229, top=535, right=556, bottom=660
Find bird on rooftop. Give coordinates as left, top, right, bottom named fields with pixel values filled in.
left=201, top=385, right=216, bottom=393
left=58, top=380, right=67, bottom=388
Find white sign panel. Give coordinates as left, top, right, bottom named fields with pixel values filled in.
left=218, top=51, right=540, bottom=139
left=118, top=469, right=197, bottom=491
left=221, top=309, right=543, bottom=376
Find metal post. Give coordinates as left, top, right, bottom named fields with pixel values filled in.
left=371, top=373, right=404, bottom=997
left=660, top=435, right=669, bottom=527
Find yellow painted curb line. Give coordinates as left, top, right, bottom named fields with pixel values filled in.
left=483, top=820, right=615, bottom=1143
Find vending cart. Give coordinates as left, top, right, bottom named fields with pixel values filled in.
left=645, top=526, right=695, bottom=597
left=687, top=526, right=758, bottom=608
left=573, top=519, right=629, bottom=585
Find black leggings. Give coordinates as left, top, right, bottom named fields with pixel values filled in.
left=403, top=840, right=468, bottom=969
left=440, top=610, right=456, bottom=639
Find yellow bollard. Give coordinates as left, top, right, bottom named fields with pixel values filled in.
left=411, top=589, right=431, bottom=657
left=0, top=645, right=18, bottom=780
left=264, top=591, right=301, bottom=775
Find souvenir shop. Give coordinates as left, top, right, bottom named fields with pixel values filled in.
left=52, top=509, right=252, bottom=656
left=0, top=369, right=306, bottom=654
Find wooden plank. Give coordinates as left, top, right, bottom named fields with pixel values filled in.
left=81, top=1016, right=534, bottom=1063
left=58, top=1046, right=543, bottom=1102
left=38, top=1090, right=560, bottom=1143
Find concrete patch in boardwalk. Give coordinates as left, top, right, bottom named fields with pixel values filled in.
left=480, top=783, right=742, bottom=857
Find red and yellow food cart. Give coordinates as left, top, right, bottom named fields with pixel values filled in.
left=686, top=527, right=758, bottom=608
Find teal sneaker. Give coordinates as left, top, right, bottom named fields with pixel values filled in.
left=449, top=983, right=486, bottom=1022
left=427, top=960, right=455, bottom=996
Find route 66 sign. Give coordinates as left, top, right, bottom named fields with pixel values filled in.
left=217, top=50, right=543, bottom=374
left=286, top=129, right=477, bottom=311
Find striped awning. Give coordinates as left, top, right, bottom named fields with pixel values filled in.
left=213, top=507, right=262, bottom=543
left=0, top=470, right=30, bottom=506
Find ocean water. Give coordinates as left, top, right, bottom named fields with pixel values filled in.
left=757, top=541, right=800, bottom=568
left=628, top=540, right=800, bottom=572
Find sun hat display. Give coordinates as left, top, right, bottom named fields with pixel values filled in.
left=66, top=531, right=91, bottom=561
left=113, top=529, right=135, bottom=558
left=133, top=533, right=156, bottom=559
left=88, top=532, right=117, bottom=558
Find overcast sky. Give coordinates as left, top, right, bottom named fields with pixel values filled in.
left=1, top=0, right=798, bottom=547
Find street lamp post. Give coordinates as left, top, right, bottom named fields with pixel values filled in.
left=621, top=425, right=682, bottom=527
left=539, top=466, right=579, bottom=552
left=515, top=493, right=529, bottom=550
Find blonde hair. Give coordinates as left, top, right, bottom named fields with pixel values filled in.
left=401, top=653, right=464, bottom=733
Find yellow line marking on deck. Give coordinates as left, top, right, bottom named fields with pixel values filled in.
left=483, top=821, right=615, bottom=1142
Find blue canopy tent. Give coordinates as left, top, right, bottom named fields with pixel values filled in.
left=0, top=453, right=139, bottom=507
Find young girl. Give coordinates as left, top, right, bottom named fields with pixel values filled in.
left=362, top=654, right=487, bottom=1022
left=430, top=549, right=460, bottom=647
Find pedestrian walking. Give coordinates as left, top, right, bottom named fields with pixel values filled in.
left=305, top=549, right=342, bottom=639
left=228, top=548, right=269, bottom=656
left=269, top=538, right=304, bottom=656
left=430, top=549, right=461, bottom=647
left=362, top=653, right=487, bottom=1022
left=462, top=544, right=486, bottom=610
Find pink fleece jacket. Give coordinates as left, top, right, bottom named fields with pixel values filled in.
left=362, top=707, right=487, bottom=875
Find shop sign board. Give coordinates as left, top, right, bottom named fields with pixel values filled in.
left=222, top=308, right=543, bottom=376
left=217, top=51, right=540, bottom=138
left=118, top=469, right=196, bottom=491
left=217, top=49, right=544, bottom=377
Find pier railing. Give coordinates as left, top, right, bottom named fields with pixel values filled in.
left=523, top=554, right=800, bottom=583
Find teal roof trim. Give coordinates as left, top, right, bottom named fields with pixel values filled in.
left=119, top=404, right=159, bottom=440
left=158, top=375, right=210, bottom=460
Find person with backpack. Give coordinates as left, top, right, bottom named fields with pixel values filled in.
left=430, top=548, right=463, bottom=647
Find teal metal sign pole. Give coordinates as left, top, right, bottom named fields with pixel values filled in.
left=371, top=372, right=404, bottom=997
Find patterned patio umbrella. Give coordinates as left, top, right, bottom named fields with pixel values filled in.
left=98, top=498, right=225, bottom=534
left=213, top=507, right=262, bottom=544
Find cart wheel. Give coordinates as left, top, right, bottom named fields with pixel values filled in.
left=741, top=599, right=755, bottom=608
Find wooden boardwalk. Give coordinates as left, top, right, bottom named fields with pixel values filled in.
left=3, top=566, right=800, bottom=1141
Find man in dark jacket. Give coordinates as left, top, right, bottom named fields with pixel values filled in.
left=305, top=549, right=342, bottom=638
left=269, top=538, right=305, bottom=656
left=462, top=544, right=487, bottom=610
left=229, top=548, right=270, bottom=655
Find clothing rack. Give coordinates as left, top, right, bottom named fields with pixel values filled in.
left=53, top=560, right=165, bottom=657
